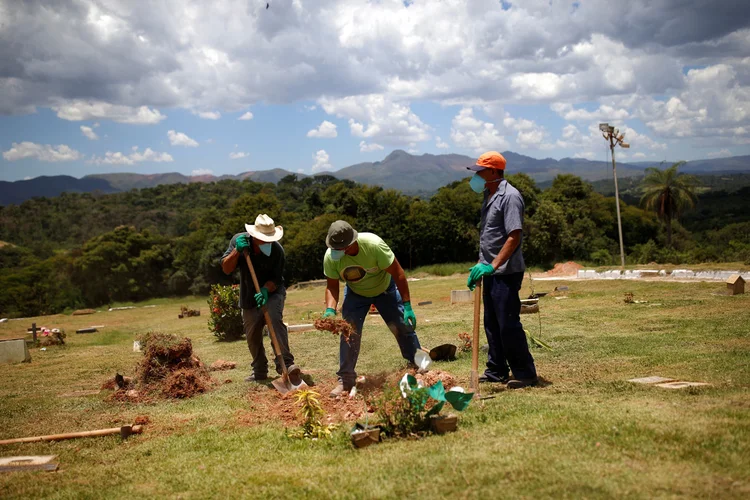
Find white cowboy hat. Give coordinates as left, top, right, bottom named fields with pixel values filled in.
left=245, top=214, right=284, bottom=242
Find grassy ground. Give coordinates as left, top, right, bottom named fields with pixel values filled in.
left=1, top=276, right=749, bottom=499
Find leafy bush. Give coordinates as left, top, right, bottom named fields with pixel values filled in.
left=207, top=284, right=243, bottom=341
left=590, top=249, right=613, bottom=266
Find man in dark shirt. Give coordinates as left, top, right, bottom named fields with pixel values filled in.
left=221, top=214, right=302, bottom=384
left=466, top=151, right=539, bottom=389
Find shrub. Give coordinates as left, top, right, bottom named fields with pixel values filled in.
left=590, top=249, right=612, bottom=266
left=207, top=284, right=244, bottom=341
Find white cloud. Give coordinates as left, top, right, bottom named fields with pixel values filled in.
left=168, top=130, right=199, bottom=147
left=194, top=110, right=221, bottom=120
left=435, top=136, right=450, bottom=149
left=633, top=152, right=647, bottom=159
left=3, top=142, right=82, bottom=162
left=320, top=95, right=430, bottom=145
left=80, top=125, right=99, bottom=140
left=52, top=100, right=165, bottom=124
left=90, top=147, right=173, bottom=165
left=229, top=151, right=248, bottom=160
left=191, top=168, right=214, bottom=176
left=450, top=108, right=508, bottom=153
left=307, top=120, right=338, bottom=138
left=551, top=103, right=630, bottom=122
left=573, top=151, right=596, bottom=160
left=359, top=141, right=384, bottom=152
left=238, top=111, right=254, bottom=121
left=706, top=148, right=732, bottom=158
left=312, top=149, right=332, bottom=173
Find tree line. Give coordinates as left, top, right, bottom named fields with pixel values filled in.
left=1, top=169, right=748, bottom=318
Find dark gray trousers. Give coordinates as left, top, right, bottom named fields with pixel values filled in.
left=242, top=288, right=294, bottom=376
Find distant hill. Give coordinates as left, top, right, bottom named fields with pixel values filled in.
left=0, top=175, right=118, bottom=205
left=3, top=152, right=749, bottom=205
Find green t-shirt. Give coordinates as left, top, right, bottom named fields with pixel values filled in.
left=323, top=232, right=395, bottom=297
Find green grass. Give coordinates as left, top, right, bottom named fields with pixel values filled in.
left=1, top=276, right=749, bottom=498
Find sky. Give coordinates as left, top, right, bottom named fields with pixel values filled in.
left=1, top=0, right=749, bottom=182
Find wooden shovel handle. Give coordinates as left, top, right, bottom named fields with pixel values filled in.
left=0, top=425, right=143, bottom=445
left=243, top=251, right=289, bottom=381
left=470, top=280, right=482, bottom=392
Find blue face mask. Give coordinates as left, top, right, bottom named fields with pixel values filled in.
left=469, top=173, right=486, bottom=193
left=330, top=249, right=345, bottom=261
left=259, top=243, right=272, bottom=256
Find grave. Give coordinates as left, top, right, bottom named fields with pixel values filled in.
left=450, top=290, right=473, bottom=304
left=0, top=338, right=31, bottom=364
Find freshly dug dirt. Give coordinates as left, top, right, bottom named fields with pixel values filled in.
left=134, top=415, right=151, bottom=425
left=313, top=318, right=356, bottom=343
left=544, top=261, right=583, bottom=277
left=104, top=332, right=213, bottom=402
left=209, top=359, right=237, bottom=371
left=72, top=309, right=95, bottom=315
left=236, top=368, right=465, bottom=428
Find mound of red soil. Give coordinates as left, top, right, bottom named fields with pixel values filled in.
left=544, top=261, right=583, bottom=277
left=105, top=332, right=213, bottom=402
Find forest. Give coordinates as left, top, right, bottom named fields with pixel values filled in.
left=1, top=172, right=748, bottom=318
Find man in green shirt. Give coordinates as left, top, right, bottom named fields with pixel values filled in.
left=322, top=220, right=421, bottom=397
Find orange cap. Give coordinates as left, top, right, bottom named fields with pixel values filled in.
left=467, top=151, right=506, bottom=171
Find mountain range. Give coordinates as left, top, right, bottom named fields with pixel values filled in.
left=2, top=151, right=748, bottom=205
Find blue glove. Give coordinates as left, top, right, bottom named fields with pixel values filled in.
left=254, top=287, right=269, bottom=308
left=322, top=307, right=336, bottom=318
left=467, top=263, right=495, bottom=291
left=403, top=301, right=416, bottom=328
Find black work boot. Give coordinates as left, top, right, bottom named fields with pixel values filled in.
left=506, top=378, right=539, bottom=389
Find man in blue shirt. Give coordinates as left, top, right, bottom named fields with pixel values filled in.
left=466, top=151, right=539, bottom=389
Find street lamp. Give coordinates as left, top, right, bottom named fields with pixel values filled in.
left=600, top=123, right=628, bottom=269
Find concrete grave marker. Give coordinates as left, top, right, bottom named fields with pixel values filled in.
left=655, top=381, right=710, bottom=389
left=628, top=376, right=676, bottom=384
left=450, top=290, right=473, bottom=304
left=0, top=339, right=31, bottom=364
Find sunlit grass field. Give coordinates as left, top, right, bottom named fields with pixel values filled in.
left=1, top=274, right=748, bottom=498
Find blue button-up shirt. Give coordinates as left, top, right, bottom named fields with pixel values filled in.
left=479, top=179, right=526, bottom=275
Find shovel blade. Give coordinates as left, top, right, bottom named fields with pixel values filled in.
left=271, top=377, right=309, bottom=395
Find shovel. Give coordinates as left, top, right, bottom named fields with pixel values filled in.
left=470, top=280, right=482, bottom=393
left=243, top=251, right=307, bottom=395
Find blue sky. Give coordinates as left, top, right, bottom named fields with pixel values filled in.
left=1, top=0, right=749, bottom=182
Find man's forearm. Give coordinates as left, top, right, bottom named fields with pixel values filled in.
left=325, top=280, right=340, bottom=310
left=221, top=249, right=239, bottom=275
left=386, top=259, right=410, bottom=303
left=490, top=231, right=521, bottom=270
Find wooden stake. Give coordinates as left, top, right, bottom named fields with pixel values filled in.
left=470, top=280, right=482, bottom=392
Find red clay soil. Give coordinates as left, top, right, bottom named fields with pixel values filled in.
left=313, top=318, right=356, bottom=343
left=104, top=332, right=214, bottom=402
left=209, top=359, right=237, bottom=371
left=544, top=261, right=583, bottom=277
left=236, top=368, right=464, bottom=428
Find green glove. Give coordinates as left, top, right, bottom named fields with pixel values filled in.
left=403, top=301, right=416, bottom=328
left=254, top=287, right=269, bottom=308
left=322, top=307, right=336, bottom=319
left=235, top=234, right=250, bottom=253
left=467, top=263, right=495, bottom=290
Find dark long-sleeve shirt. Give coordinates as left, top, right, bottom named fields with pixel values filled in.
left=222, top=233, right=285, bottom=310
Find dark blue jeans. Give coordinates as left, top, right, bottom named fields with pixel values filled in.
left=482, top=272, right=537, bottom=381
left=339, top=279, right=421, bottom=386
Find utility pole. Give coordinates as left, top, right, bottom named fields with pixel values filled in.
left=599, top=123, right=630, bottom=270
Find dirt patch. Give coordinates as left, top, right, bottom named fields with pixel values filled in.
left=104, top=332, right=214, bottom=402
left=544, top=261, right=583, bottom=277
left=134, top=415, right=151, bottom=425
left=236, top=368, right=464, bottom=428
left=72, top=309, right=96, bottom=315
left=209, top=359, right=237, bottom=371
left=313, top=318, right=356, bottom=343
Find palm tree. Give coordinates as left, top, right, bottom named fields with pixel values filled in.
left=640, top=161, right=700, bottom=247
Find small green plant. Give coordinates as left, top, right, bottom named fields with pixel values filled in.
left=207, top=284, right=243, bottom=341
left=377, top=375, right=473, bottom=438
left=287, top=390, right=337, bottom=440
